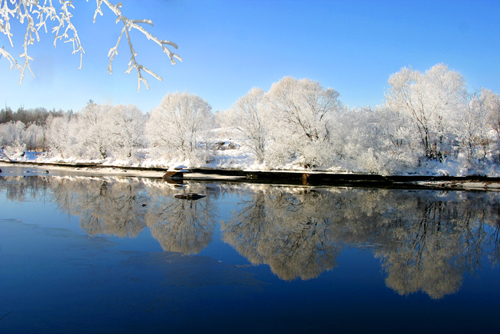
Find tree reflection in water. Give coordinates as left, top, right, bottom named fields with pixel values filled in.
left=222, top=184, right=500, bottom=299
left=50, top=177, right=149, bottom=238
left=222, top=187, right=343, bottom=280
left=145, top=182, right=217, bottom=254
left=1, top=174, right=500, bottom=299
left=373, top=193, right=500, bottom=299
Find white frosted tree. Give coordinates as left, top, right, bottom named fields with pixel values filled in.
left=0, top=120, right=27, bottom=157
left=24, top=122, right=43, bottom=150
left=265, top=77, right=342, bottom=168
left=0, top=0, right=181, bottom=90
left=332, top=107, right=383, bottom=173
left=77, top=101, right=114, bottom=159
left=227, top=87, right=268, bottom=163
left=384, top=63, right=467, bottom=161
left=370, top=106, right=422, bottom=173
left=108, top=104, right=147, bottom=160
left=459, top=89, right=500, bottom=162
left=47, top=115, right=68, bottom=158
left=46, top=113, right=79, bottom=158
left=146, top=91, right=213, bottom=162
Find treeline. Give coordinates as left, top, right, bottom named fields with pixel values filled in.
left=0, top=106, right=74, bottom=152
left=0, top=106, right=72, bottom=126
left=1, top=63, right=500, bottom=175
left=220, top=64, right=500, bottom=174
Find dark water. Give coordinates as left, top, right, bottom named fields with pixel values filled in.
left=1, top=166, right=500, bottom=333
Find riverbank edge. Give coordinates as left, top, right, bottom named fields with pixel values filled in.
left=2, top=160, right=500, bottom=191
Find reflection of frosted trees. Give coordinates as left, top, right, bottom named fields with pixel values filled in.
left=145, top=184, right=217, bottom=254
left=0, top=175, right=219, bottom=254
left=221, top=191, right=268, bottom=264
left=50, top=177, right=149, bottom=238
left=221, top=186, right=413, bottom=281
left=3, top=175, right=500, bottom=298
left=374, top=193, right=500, bottom=299
left=359, top=191, right=500, bottom=300
left=0, top=175, right=50, bottom=202
left=222, top=187, right=344, bottom=280
left=374, top=200, right=465, bottom=299
left=223, top=185, right=500, bottom=297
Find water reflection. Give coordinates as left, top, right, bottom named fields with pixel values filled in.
left=51, top=178, right=149, bottom=238
left=221, top=184, right=500, bottom=299
left=1, top=174, right=500, bottom=299
left=145, top=184, right=217, bottom=254
left=221, top=188, right=342, bottom=280
left=373, top=196, right=500, bottom=299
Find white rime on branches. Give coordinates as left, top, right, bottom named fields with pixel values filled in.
left=227, top=87, right=268, bottom=163
left=78, top=101, right=114, bottom=159
left=108, top=104, right=147, bottom=159
left=0, top=0, right=181, bottom=90
left=146, top=91, right=213, bottom=161
left=384, top=64, right=467, bottom=161
left=265, top=77, right=341, bottom=167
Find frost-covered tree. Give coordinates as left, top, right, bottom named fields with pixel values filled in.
left=481, top=89, right=500, bottom=160
left=0, top=0, right=181, bottom=90
left=146, top=91, right=213, bottom=161
left=108, top=104, right=147, bottom=160
left=457, top=90, right=496, bottom=162
left=265, top=77, right=341, bottom=167
left=24, top=122, right=43, bottom=150
left=384, top=64, right=467, bottom=161
left=369, top=106, right=422, bottom=173
left=46, top=112, right=78, bottom=158
left=0, top=120, right=27, bottom=157
left=77, top=101, right=114, bottom=159
left=332, top=107, right=386, bottom=173
left=227, top=87, right=268, bottom=163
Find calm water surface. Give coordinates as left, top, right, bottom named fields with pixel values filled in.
left=1, top=165, right=499, bottom=333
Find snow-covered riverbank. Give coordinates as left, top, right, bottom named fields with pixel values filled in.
left=2, top=161, right=500, bottom=191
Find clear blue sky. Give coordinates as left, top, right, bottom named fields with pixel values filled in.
left=1, top=0, right=499, bottom=113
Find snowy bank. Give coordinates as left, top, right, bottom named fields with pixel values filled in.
left=3, top=160, right=500, bottom=191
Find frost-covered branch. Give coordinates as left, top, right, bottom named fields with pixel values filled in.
left=94, top=0, right=182, bottom=91
left=0, top=45, right=20, bottom=71
left=1, top=0, right=85, bottom=83
left=0, top=0, right=180, bottom=90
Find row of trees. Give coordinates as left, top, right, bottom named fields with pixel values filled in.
left=41, top=94, right=214, bottom=162
left=1, top=91, right=216, bottom=162
left=224, top=64, right=500, bottom=172
left=47, top=102, right=148, bottom=160
left=1, top=63, right=500, bottom=174
left=0, top=107, right=72, bottom=126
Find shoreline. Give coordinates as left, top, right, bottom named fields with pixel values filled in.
left=2, top=160, right=500, bottom=191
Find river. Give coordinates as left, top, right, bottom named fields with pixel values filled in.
left=1, top=165, right=499, bottom=333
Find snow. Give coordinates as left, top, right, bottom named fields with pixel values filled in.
left=3, top=134, right=500, bottom=179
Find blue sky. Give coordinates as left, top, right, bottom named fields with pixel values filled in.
left=1, top=0, right=499, bottom=113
